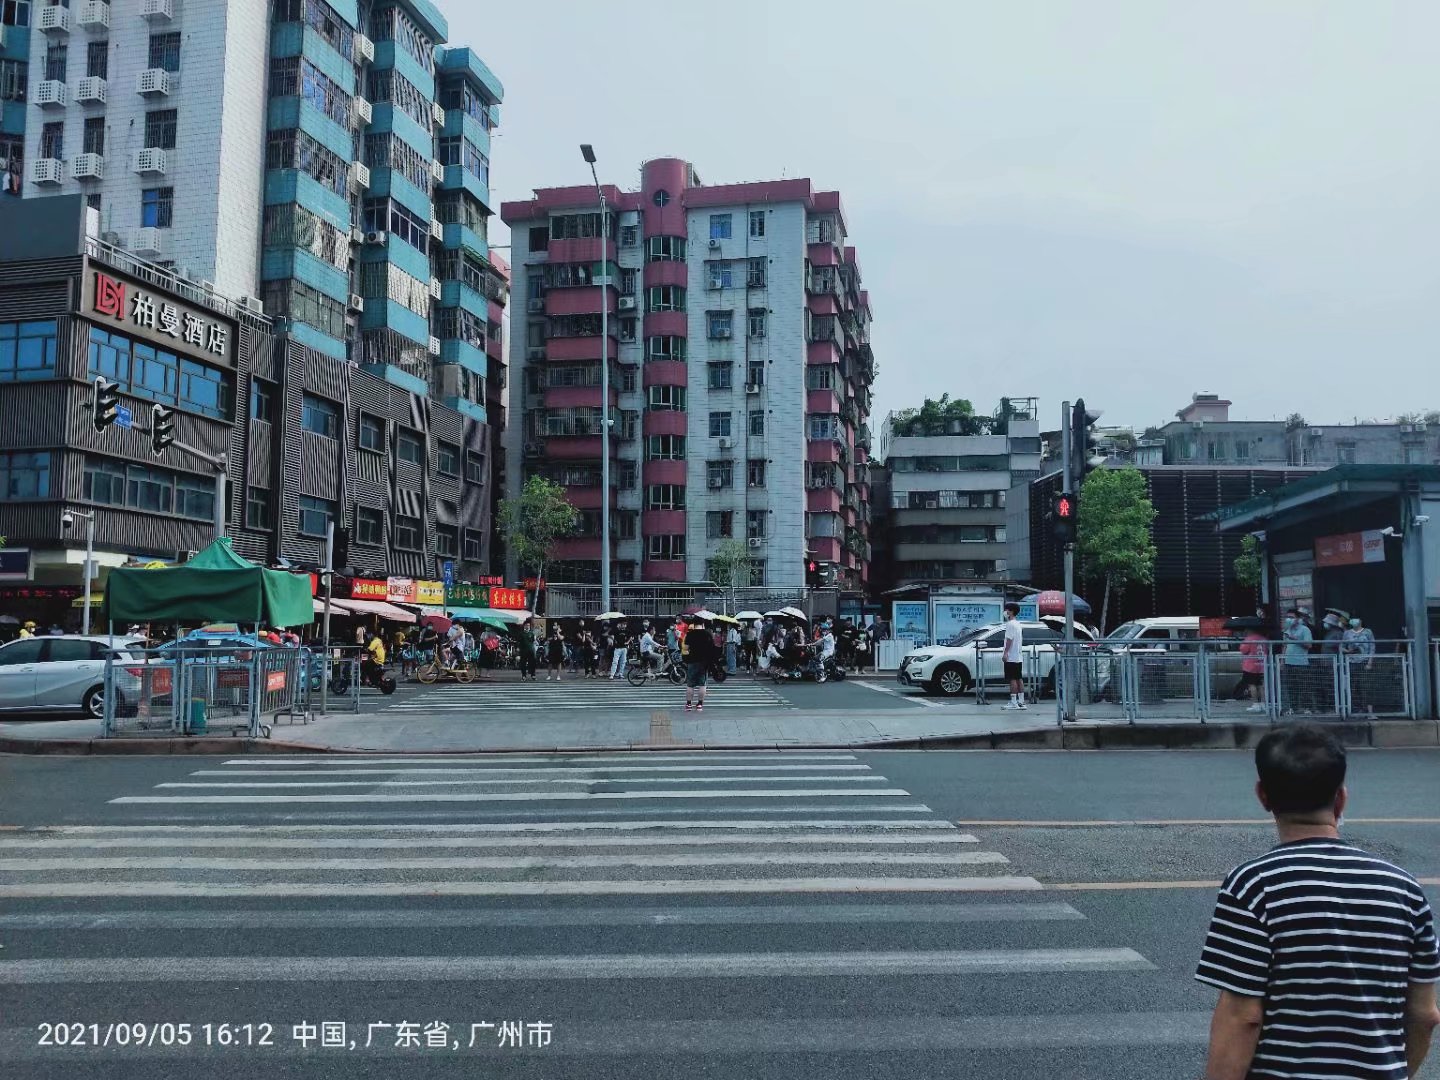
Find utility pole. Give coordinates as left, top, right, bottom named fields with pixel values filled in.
left=1061, top=400, right=1076, bottom=721
left=580, top=144, right=612, bottom=615
left=320, top=522, right=335, bottom=715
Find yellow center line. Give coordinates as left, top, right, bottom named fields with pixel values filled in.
left=955, top=818, right=1440, bottom=827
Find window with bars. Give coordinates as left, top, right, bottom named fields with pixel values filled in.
left=433, top=190, right=489, bottom=233
left=648, top=535, right=685, bottom=561
left=362, top=132, right=430, bottom=193
left=0, top=59, right=25, bottom=103
left=706, top=511, right=734, bottom=539
left=747, top=258, right=767, bottom=288
left=268, top=129, right=348, bottom=195
left=367, top=68, right=429, bottom=128
left=140, top=187, right=173, bottom=229
left=145, top=109, right=177, bottom=150
left=44, top=42, right=66, bottom=83
left=148, top=32, right=181, bottom=72
left=86, top=42, right=107, bottom=80
left=259, top=280, right=347, bottom=339
left=82, top=117, right=105, bottom=157
left=369, top=5, right=432, bottom=73
left=747, top=459, right=766, bottom=487
left=261, top=204, right=350, bottom=271
left=748, top=308, right=767, bottom=338
left=747, top=510, right=767, bottom=539
left=434, top=307, right=486, bottom=349
left=362, top=197, right=429, bottom=253
left=357, top=261, right=431, bottom=317
left=39, top=122, right=62, bottom=160
left=748, top=410, right=765, bottom=437
left=706, top=461, right=733, bottom=490
left=707, top=363, right=732, bottom=390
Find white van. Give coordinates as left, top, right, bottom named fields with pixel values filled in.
left=1103, top=617, right=1201, bottom=650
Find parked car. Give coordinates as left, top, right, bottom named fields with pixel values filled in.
left=898, top=619, right=1099, bottom=697
left=1102, top=617, right=1201, bottom=651
left=0, top=635, right=148, bottom=719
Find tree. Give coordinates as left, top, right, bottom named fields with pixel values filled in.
left=1233, top=534, right=1263, bottom=591
left=706, top=538, right=753, bottom=615
left=498, top=477, right=580, bottom=609
left=890, top=394, right=988, bottom=438
left=1076, top=467, right=1157, bottom=633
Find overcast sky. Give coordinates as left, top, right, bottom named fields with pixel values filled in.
left=452, top=0, right=1439, bottom=431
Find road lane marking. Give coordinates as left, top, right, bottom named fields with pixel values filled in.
left=853, top=681, right=949, bottom=708
left=0, top=946, right=1145, bottom=982
left=110, top=788, right=918, bottom=804
left=33, top=815, right=949, bottom=832
left=155, top=775, right=892, bottom=789
left=954, top=818, right=1440, bottom=827
left=187, top=765, right=877, bottom=776
left=223, top=754, right=859, bottom=765
left=0, top=832, right=979, bottom=850
left=0, top=875, right=1045, bottom=898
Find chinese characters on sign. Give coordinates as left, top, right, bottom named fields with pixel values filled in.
left=87, top=271, right=236, bottom=365
left=1314, top=530, right=1385, bottom=569
left=488, top=588, right=527, bottom=611
left=348, top=578, right=389, bottom=601
left=415, top=580, right=445, bottom=606
left=386, top=577, right=417, bottom=604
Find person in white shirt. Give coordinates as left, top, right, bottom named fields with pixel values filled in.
left=819, top=629, right=836, bottom=662
left=1001, top=604, right=1027, bottom=710
left=638, top=629, right=660, bottom=672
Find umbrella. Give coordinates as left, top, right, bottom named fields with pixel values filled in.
left=687, top=608, right=719, bottom=621
left=469, top=607, right=529, bottom=624
left=735, top=610, right=764, bottom=621
left=779, top=606, right=808, bottom=621
left=681, top=604, right=708, bottom=616
left=420, top=614, right=452, bottom=634
left=1225, top=616, right=1266, bottom=631
left=710, top=613, right=741, bottom=626
left=1033, top=590, right=1092, bottom=616
left=595, top=611, right=627, bottom=621
left=0, top=615, right=17, bottom=625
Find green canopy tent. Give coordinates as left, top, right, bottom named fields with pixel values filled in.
left=101, top=539, right=314, bottom=628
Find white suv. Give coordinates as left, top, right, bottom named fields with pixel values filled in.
left=897, top=619, right=1098, bottom=697
left=0, top=635, right=148, bottom=718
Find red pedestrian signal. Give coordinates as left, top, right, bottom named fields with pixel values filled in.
left=1052, top=491, right=1078, bottom=543
left=1056, top=495, right=1073, bottom=519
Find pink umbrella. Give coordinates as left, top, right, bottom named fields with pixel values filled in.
left=1033, top=591, right=1092, bottom=616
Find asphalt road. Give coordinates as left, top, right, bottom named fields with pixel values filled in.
left=1, top=747, right=1436, bottom=1080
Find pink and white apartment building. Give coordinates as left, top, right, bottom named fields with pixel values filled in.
left=500, top=158, right=875, bottom=590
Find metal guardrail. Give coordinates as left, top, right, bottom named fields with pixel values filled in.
left=1054, top=640, right=1418, bottom=725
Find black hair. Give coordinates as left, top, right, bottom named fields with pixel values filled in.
left=1255, top=724, right=1346, bottom=814
left=1004, top=603, right=1020, bottom=615
left=1285, top=608, right=1301, bottom=617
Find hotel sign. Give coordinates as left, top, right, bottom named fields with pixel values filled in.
left=84, top=270, right=238, bottom=367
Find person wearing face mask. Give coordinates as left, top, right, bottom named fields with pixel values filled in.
left=1282, top=608, right=1315, bottom=714
left=1343, top=615, right=1377, bottom=715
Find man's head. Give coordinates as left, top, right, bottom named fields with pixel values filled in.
left=1254, top=724, right=1347, bottom=824
left=1003, top=603, right=1019, bottom=621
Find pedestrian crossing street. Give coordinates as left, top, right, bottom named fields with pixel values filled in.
left=0, top=753, right=1182, bottom=1068
left=382, top=676, right=796, bottom=713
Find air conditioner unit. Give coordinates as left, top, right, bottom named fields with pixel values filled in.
left=140, top=0, right=174, bottom=20
left=745, top=383, right=760, bottom=394
left=129, top=226, right=167, bottom=256
left=526, top=347, right=545, bottom=361
left=199, top=280, right=216, bottom=293
left=431, top=159, right=445, bottom=183
left=809, top=480, right=826, bottom=490
left=352, top=162, right=370, bottom=189
left=747, top=537, right=764, bottom=549
left=75, top=76, right=106, bottom=104
left=347, top=293, right=365, bottom=312
left=36, top=79, right=67, bottom=108
left=708, top=239, right=721, bottom=249
left=428, top=336, right=441, bottom=356
left=707, top=478, right=723, bottom=489
left=353, top=97, right=373, bottom=126
left=430, top=218, right=444, bottom=241
left=78, top=0, right=110, bottom=30
left=363, top=230, right=387, bottom=245
left=71, top=153, right=104, bottom=181
left=136, top=68, right=171, bottom=96
left=527, top=297, right=545, bottom=313
left=353, top=33, right=375, bottom=63
left=717, top=438, right=732, bottom=451
left=350, top=227, right=365, bottom=245
left=133, top=147, right=167, bottom=175
left=618, top=296, right=636, bottom=311
left=239, top=295, right=264, bottom=315
left=713, top=328, right=732, bottom=339
left=432, top=101, right=445, bottom=126
left=29, top=158, right=64, bottom=185
left=38, top=3, right=72, bottom=32
left=429, top=277, right=442, bottom=300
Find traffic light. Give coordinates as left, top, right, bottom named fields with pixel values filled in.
left=1070, top=397, right=1102, bottom=486
left=1053, top=490, right=1078, bottom=544
left=331, top=529, right=350, bottom=573
left=91, top=376, right=120, bottom=433
left=806, top=556, right=821, bottom=588
left=150, top=403, right=176, bottom=455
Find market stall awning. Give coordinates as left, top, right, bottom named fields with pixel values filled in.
left=330, top=598, right=417, bottom=623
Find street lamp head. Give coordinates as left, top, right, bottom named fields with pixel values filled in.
left=580, top=143, right=596, bottom=164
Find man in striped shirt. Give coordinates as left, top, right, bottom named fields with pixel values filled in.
left=1197, top=725, right=1440, bottom=1079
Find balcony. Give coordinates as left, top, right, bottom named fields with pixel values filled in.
left=561, top=485, right=617, bottom=511
left=547, top=237, right=616, bottom=264
left=806, top=439, right=842, bottom=463
left=353, top=96, right=372, bottom=126
left=642, top=360, right=687, bottom=388
left=642, top=510, right=686, bottom=536
left=129, top=226, right=168, bottom=257
left=643, top=410, right=686, bottom=438
left=78, top=0, right=110, bottom=29
left=38, top=4, right=72, bottom=33
left=75, top=76, right=107, bottom=104
left=140, top=0, right=174, bottom=20
left=133, top=147, right=168, bottom=175
left=643, top=459, right=686, bottom=486
left=806, top=486, right=842, bottom=514
left=35, top=79, right=67, bottom=108
left=71, top=153, right=104, bottom=181
left=545, top=288, right=617, bottom=318
left=29, top=159, right=64, bottom=186
left=137, top=68, right=172, bottom=96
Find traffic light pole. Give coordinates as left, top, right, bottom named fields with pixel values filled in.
left=163, top=437, right=228, bottom=542
left=1061, top=400, right=1076, bottom=721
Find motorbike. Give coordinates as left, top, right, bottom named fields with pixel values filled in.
left=330, top=657, right=397, bottom=695
left=766, top=651, right=846, bottom=683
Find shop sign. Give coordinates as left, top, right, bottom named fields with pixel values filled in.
left=86, top=270, right=237, bottom=366
left=387, top=577, right=417, bottom=604
left=0, top=585, right=81, bottom=601
left=523, top=578, right=544, bottom=591
left=1276, top=572, right=1312, bottom=600
left=1315, top=530, right=1385, bottom=569
left=349, top=578, right=388, bottom=601
left=415, top=580, right=445, bottom=605
left=475, top=575, right=504, bottom=587
left=489, top=588, right=528, bottom=610
left=892, top=602, right=930, bottom=647
left=446, top=582, right=489, bottom=607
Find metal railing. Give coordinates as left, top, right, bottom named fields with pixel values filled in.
left=1054, top=640, right=1418, bottom=725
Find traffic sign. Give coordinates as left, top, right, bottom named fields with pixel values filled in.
left=115, top=405, right=134, bottom=429
left=442, top=560, right=454, bottom=588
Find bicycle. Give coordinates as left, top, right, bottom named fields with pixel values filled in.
left=417, top=646, right=476, bottom=684
left=626, top=649, right=686, bottom=687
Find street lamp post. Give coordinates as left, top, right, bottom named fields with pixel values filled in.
left=68, top=510, right=96, bottom=635
left=580, top=143, right=611, bottom=614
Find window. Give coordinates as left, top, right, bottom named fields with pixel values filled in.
left=1335, top=441, right=1357, bottom=465
left=645, top=336, right=686, bottom=361
left=396, top=429, right=424, bottom=465
left=808, top=414, right=838, bottom=440
left=647, top=285, right=685, bottom=312
left=806, top=366, right=835, bottom=390
left=435, top=525, right=458, bottom=558
left=749, top=210, right=765, bottom=238
left=395, top=515, right=423, bottom=551
left=366, top=68, right=427, bottom=127
left=748, top=308, right=767, bottom=338
left=746, top=361, right=765, bottom=390
left=747, top=459, right=766, bottom=487
left=86, top=41, right=107, bottom=80
left=0, top=58, right=26, bottom=102
left=259, top=279, right=347, bottom=339
left=707, top=363, right=732, bottom=390
left=646, top=435, right=685, bottom=461
left=465, top=450, right=486, bottom=483
left=1234, top=440, right=1252, bottom=462
left=363, top=197, right=430, bottom=254
left=549, top=211, right=611, bottom=239
left=618, top=268, right=637, bottom=296
left=83, top=457, right=125, bottom=506
left=245, top=486, right=273, bottom=530
left=349, top=505, right=381, bottom=546
left=646, top=484, right=685, bottom=510
left=141, top=108, right=178, bottom=151
left=646, top=236, right=686, bottom=262
left=709, top=214, right=732, bottom=240
left=87, top=328, right=231, bottom=420
left=140, top=187, right=173, bottom=229
left=301, top=394, right=339, bottom=439
left=0, top=450, right=49, bottom=499
left=44, top=41, right=65, bottom=83
left=528, top=226, right=549, bottom=251
left=298, top=496, right=334, bottom=538
left=40, top=121, right=62, bottom=160
left=648, top=535, right=685, bottom=561
left=749, top=410, right=765, bottom=437
left=1, top=1, right=32, bottom=28
left=357, top=414, right=383, bottom=451
left=709, top=412, right=732, bottom=438
left=86, top=192, right=101, bottom=212
left=746, top=258, right=767, bottom=289
left=706, top=511, right=734, bottom=539
left=437, top=442, right=460, bottom=476
left=148, top=32, right=181, bottom=73
left=706, top=461, right=733, bottom=490
left=616, top=462, right=637, bottom=490
left=0, top=320, right=59, bottom=381
left=747, top=560, right=766, bottom=586
left=368, top=5, right=429, bottom=72
left=619, top=317, right=637, bottom=343
left=463, top=529, right=484, bottom=561
left=747, top=509, right=767, bottom=539
left=82, top=117, right=104, bottom=157
left=707, top=311, right=733, bottom=339
left=708, top=262, right=732, bottom=290
left=620, top=224, right=637, bottom=247
left=647, top=385, right=686, bottom=411
left=361, top=131, right=427, bottom=193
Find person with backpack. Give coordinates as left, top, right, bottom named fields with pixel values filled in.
left=683, top=621, right=717, bottom=712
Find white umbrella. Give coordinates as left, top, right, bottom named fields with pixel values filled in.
left=780, top=606, right=808, bottom=621
left=595, top=611, right=627, bottom=621
left=735, top=610, right=764, bottom=621
left=763, top=610, right=786, bottom=619
left=686, top=608, right=719, bottom=621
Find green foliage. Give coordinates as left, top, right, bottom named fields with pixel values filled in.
left=1076, top=468, right=1157, bottom=631
left=1233, top=534, right=1263, bottom=589
left=498, top=477, right=580, bottom=585
left=707, top=539, right=753, bottom=590
left=890, top=394, right=989, bottom=437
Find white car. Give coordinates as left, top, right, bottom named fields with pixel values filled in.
left=897, top=619, right=1099, bottom=697
left=0, top=635, right=148, bottom=719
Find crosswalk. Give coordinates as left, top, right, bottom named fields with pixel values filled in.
left=379, top=676, right=795, bottom=713
left=0, top=753, right=1192, bottom=1073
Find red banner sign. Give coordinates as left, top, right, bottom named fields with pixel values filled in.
left=266, top=670, right=287, bottom=692
left=475, top=575, right=504, bottom=587
left=1315, top=530, right=1384, bottom=569
left=349, top=578, right=388, bottom=600
left=0, top=586, right=82, bottom=601
left=489, top=588, right=528, bottom=610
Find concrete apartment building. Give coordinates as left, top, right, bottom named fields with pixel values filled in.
left=875, top=400, right=1042, bottom=587
left=1, top=0, right=511, bottom=580
left=500, top=158, right=876, bottom=591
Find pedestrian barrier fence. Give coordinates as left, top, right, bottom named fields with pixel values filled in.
left=103, top=645, right=311, bottom=739
left=1053, top=639, right=1418, bottom=725
left=298, top=647, right=363, bottom=715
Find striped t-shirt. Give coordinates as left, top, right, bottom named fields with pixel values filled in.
left=1196, top=837, right=1440, bottom=1079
